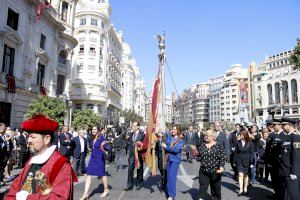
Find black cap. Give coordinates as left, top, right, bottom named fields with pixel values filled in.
left=265, top=119, right=274, bottom=125
left=273, top=118, right=282, bottom=125
left=281, top=117, right=299, bottom=125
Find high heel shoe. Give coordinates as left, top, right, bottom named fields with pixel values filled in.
left=79, top=195, right=89, bottom=200
left=100, top=189, right=109, bottom=198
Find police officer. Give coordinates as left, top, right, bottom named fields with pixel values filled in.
left=281, top=117, right=300, bottom=200
left=265, top=119, right=284, bottom=199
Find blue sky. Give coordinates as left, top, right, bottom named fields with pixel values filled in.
left=110, top=0, right=300, bottom=95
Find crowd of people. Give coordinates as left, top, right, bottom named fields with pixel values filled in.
left=1, top=114, right=300, bottom=200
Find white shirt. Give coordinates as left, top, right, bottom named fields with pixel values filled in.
left=72, top=131, right=78, bottom=138
left=79, top=136, right=85, bottom=153
left=241, top=140, right=245, bottom=147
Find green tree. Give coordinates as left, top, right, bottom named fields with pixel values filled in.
left=122, top=109, right=144, bottom=126
left=72, top=109, right=102, bottom=130
left=224, top=121, right=234, bottom=131
left=290, top=38, right=300, bottom=70
left=203, top=122, right=213, bottom=130
left=26, top=95, right=67, bottom=126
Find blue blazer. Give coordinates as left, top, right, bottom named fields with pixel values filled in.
left=165, top=134, right=184, bottom=163
left=72, top=136, right=88, bottom=159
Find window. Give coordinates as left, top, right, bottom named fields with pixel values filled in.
left=267, top=84, right=273, bottom=105
left=291, top=79, right=298, bottom=103
left=79, top=45, right=84, bottom=53
left=58, top=51, right=67, bottom=64
left=40, top=34, right=46, bottom=49
left=282, top=81, right=289, bottom=104
left=37, top=63, right=45, bottom=88
left=89, top=47, right=95, bottom=52
left=91, top=18, right=98, bottom=26
left=80, top=18, right=86, bottom=25
left=275, top=82, right=281, bottom=104
left=86, top=104, right=94, bottom=110
left=61, top=2, right=68, bottom=21
left=292, top=107, right=299, bottom=114
left=101, top=21, right=105, bottom=28
left=75, top=104, right=82, bottom=110
left=56, top=74, right=65, bottom=95
left=2, top=44, right=15, bottom=75
left=7, top=8, right=19, bottom=30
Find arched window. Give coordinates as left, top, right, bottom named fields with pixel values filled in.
left=59, top=50, right=67, bottom=64
left=291, top=79, right=298, bottom=103
left=267, top=84, right=273, bottom=105
left=275, top=82, right=281, bottom=104
left=282, top=81, right=289, bottom=104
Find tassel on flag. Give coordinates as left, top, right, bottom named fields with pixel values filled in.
left=36, top=1, right=51, bottom=21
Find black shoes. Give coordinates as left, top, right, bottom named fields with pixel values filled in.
left=123, top=186, right=133, bottom=191
left=136, top=184, right=142, bottom=190
left=237, top=192, right=248, bottom=196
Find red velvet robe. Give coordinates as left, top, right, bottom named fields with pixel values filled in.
left=5, top=150, right=74, bottom=200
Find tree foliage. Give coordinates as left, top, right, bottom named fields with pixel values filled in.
left=72, top=109, right=102, bottom=130
left=224, top=121, right=234, bottom=131
left=26, top=95, right=67, bottom=126
left=122, top=109, right=144, bottom=126
left=290, top=38, right=300, bottom=70
left=203, top=122, right=214, bottom=130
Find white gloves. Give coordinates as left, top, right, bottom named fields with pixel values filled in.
left=290, top=174, right=297, bottom=181
left=250, top=164, right=254, bottom=168
left=16, top=190, right=30, bottom=200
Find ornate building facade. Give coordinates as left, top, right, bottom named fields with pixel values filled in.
left=251, top=50, right=300, bottom=126
left=0, top=0, right=77, bottom=128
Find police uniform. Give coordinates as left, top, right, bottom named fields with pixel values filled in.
left=265, top=119, right=284, bottom=199
left=281, top=117, right=300, bottom=200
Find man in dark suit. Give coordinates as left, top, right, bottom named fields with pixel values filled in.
left=214, top=122, right=230, bottom=161
left=229, top=123, right=241, bottom=180
left=17, top=130, right=28, bottom=168
left=184, top=126, right=196, bottom=163
left=71, top=128, right=87, bottom=176
left=59, top=126, right=72, bottom=160
left=124, top=121, right=145, bottom=191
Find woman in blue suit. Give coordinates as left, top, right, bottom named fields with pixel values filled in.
left=80, top=126, right=110, bottom=199
left=162, top=125, right=184, bottom=200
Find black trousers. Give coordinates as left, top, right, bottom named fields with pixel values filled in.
left=271, top=167, right=284, bottom=200
left=158, top=156, right=167, bottom=188
left=199, top=170, right=222, bottom=200
left=230, top=153, right=237, bottom=178
left=127, top=152, right=143, bottom=188
left=72, top=153, right=87, bottom=175
left=0, top=152, right=9, bottom=182
left=282, top=176, right=299, bottom=200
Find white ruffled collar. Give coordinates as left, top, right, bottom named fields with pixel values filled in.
left=29, top=145, right=57, bottom=165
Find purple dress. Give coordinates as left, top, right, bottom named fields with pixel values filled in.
left=86, top=135, right=108, bottom=176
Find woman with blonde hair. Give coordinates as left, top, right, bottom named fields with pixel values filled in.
left=80, top=126, right=110, bottom=199
left=197, top=129, right=227, bottom=200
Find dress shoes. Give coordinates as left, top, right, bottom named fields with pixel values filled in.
left=136, top=184, right=142, bottom=190
left=123, top=186, right=133, bottom=191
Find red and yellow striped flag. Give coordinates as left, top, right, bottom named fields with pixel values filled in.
left=142, top=66, right=162, bottom=175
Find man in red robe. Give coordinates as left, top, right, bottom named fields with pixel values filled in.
left=5, top=114, right=77, bottom=200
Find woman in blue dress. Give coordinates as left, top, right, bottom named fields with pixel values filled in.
left=162, top=125, right=184, bottom=200
left=80, top=126, right=110, bottom=199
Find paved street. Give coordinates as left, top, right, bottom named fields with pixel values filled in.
left=73, top=156, right=274, bottom=200
left=1, top=155, right=274, bottom=200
